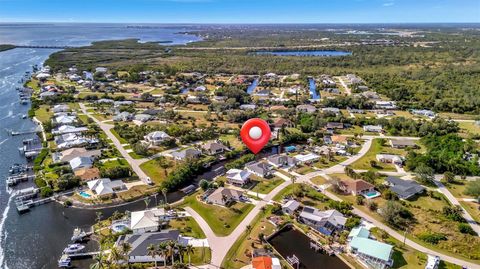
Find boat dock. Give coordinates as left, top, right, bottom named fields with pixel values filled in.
left=6, top=173, right=35, bottom=186
left=15, top=196, right=55, bottom=213
left=67, top=251, right=100, bottom=259
left=309, top=241, right=335, bottom=255
left=286, top=254, right=300, bottom=269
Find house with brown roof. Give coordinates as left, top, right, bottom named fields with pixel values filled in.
left=339, top=180, right=375, bottom=196
left=271, top=118, right=294, bottom=129
left=74, top=167, right=101, bottom=181
left=331, top=135, right=348, bottom=145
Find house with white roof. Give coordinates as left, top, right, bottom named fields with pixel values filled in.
left=54, top=115, right=77, bottom=125
left=86, top=178, right=126, bottom=198
left=144, top=131, right=171, bottom=146
left=293, top=153, right=320, bottom=164
left=53, top=104, right=70, bottom=113
left=226, top=169, right=251, bottom=186
left=130, top=208, right=168, bottom=234
left=363, top=125, right=383, bottom=133
left=52, top=125, right=89, bottom=135
left=376, top=154, right=403, bottom=166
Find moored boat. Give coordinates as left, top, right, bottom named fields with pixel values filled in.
left=63, top=243, right=85, bottom=254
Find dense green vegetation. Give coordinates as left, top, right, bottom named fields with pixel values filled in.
left=406, top=134, right=480, bottom=176
left=45, top=26, right=480, bottom=114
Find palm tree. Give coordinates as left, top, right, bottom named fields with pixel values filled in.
left=90, top=251, right=105, bottom=269
left=120, top=242, right=132, bottom=269
left=162, top=188, right=168, bottom=205
left=109, top=246, right=122, bottom=267
left=185, top=244, right=195, bottom=265
left=158, top=242, right=168, bottom=268
left=177, top=244, right=186, bottom=264
left=144, top=197, right=151, bottom=209
left=167, top=240, right=177, bottom=268
left=147, top=244, right=158, bottom=268
left=292, top=176, right=296, bottom=197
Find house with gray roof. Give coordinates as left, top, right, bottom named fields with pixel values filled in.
left=389, top=139, right=417, bottom=149
left=385, top=176, right=425, bottom=200
left=202, top=141, right=228, bottom=155
left=267, top=154, right=297, bottom=168
left=144, top=131, right=171, bottom=146
left=113, top=111, right=133, bottom=122
left=171, top=148, right=201, bottom=161
left=134, top=114, right=152, bottom=123
left=69, top=156, right=93, bottom=171
left=246, top=162, right=273, bottom=178
left=118, top=230, right=180, bottom=263
left=205, top=187, right=245, bottom=206
left=282, top=200, right=300, bottom=215
left=298, top=206, right=347, bottom=236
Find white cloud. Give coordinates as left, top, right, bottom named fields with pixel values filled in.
left=383, top=0, right=395, bottom=6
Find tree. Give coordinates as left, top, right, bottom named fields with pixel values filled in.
left=185, top=244, right=195, bottom=265
left=367, top=200, right=378, bottom=211
left=199, top=179, right=210, bottom=191
left=162, top=188, right=168, bottom=205
left=380, top=200, right=413, bottom=228
left=90, top=251, right=105, bottom=269
left=167, top=240, right=177, bottom=267
left=464, top=179, right=480, bottom=198
left=120, top=242, right=132, bottom=269
left=356, top=195, right=365, bottom=205
left=147, top=244, right=159, bottom=268
left=158, top=242, right=168, bottom=268
left=442, top=171, right=455, bottom=184
left=415, top=164, right=435, bottom=185
left=133, top=142, right=149, bottom=156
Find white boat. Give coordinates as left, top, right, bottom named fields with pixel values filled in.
left=63, top=243, right=85, bottom=254
left=71, top=228, right=87, bottom=242
left=58, top=254, right=71, bottom=267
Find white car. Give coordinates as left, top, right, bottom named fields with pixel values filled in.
left=145, top=177, right=153, bottom=185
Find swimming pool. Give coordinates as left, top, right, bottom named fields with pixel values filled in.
left=111, top=221, right=130, bottom=233
left=79, top=191, right=91, bottom=198
left=363, top=191, right=380, bottom=199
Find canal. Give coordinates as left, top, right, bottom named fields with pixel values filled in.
left=269, top=226, right=350, bottom=269
left=308, top=78, right=321, bottom=100
left=246, top=78, right=259, bottom=94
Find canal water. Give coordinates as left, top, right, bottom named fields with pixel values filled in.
left=255, top=50, right=352, bottom=57
left=308, top=78, right=320, bottom=100
left=269, top=227, right=350, bottom=269
left=0, top=23, right=201, bottom=269
left=246, top=78, right=259, bottom=95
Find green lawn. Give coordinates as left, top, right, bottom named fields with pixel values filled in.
left=188, top=247, right=211, bottom=265
left=182, top=193, right=255, bottom=236
left=110, top=129, right=128, bottom=144
left=221, top=205, right=276, bottom=269
left=350, top=139, right=403, bottom=171
left=250, top=176, right=284, bottom=194
left=139, top=159, right=175, bottom=185
left=295, top=165, right=315, bottom=175
left=35, top=105, right=53, bottom=123
left=167, top=216, right=206, bottom=239
left=313, top=156, right=348, bottom=169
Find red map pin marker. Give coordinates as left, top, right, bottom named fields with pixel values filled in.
left=240, top=118, right=271, bottom=154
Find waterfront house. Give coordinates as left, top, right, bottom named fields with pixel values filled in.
left=389, top=139, right=417, bottom=149
left=52, top=125, right=89, bottom=135
left=52, top=148, right=101, bottom=163
left=376, top=154, right=403, bottom=166
left=39, top=91, right=57, bottom=100
left=202, top=141, right=228, bottom=155
left=205, top=187, right=245, bottom=206
left=118, top=230, right=180, bottom=263
left=347, top=226, right=371, bottom=241
left=54, top=134, right=99, bottom=149
left=144, top=131, right=171, bottom=146
left=69, top=156, right=93, bottom=172
left=130, top=208, right=168, bottom=234
left=296, top=104, right=317, bottom=114
left=339, top=180, right=375, bottom=196
left=54, top=115, right=77, bottom=125
left=226, top=169, right=251, bottom=186
left=348, top=234, right=393, bottom=269
left=293, top=153, right=320, bottom=164
left=267, top=154, right=297, bottom=168
left=171, top=148, right=201, bottom=161
left=246, top=162, right=273, bottom=178
left=363, top=125, right=383, bottom=133
left=86, top=178, right=126, bottom=198
left=385, top=176, right=425, bottom=200
left=282, top=200, right=300, bottom=215
left=298, top=206, right=347, bottom=235
left=74, top=167, right=100, bottom=181
left=252, top=256, right=282, bottom=269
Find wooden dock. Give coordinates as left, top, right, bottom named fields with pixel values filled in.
left=67, top=251, right=100, bottom=259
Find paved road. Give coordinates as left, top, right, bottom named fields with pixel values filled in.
left=186, top=179, right=292, bottom=269
left=433, top=176, right=480, bottom=237
left=79, top=103, right=150, bottom=184
left=337, top=76, right=352, bottom=96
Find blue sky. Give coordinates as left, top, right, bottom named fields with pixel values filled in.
left=0, top=0, right=478, bottom=23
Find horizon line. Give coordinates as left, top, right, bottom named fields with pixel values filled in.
left=0, top=21, right=479, bottom=25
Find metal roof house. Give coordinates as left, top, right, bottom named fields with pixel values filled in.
left=385, top=176, right=425, bottom=200
left=298, top=206, right=347, bottom=235
left=118, top=230, right=180, bottom=263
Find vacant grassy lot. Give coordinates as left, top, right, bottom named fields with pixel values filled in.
left=110, top=129, right=128, bottom=144
left=313, top=156, right=348, bottom=169
left=250, top=175, right=284, bottom=194
left=167, top=216, right=206, bottom=239
left=350, top=139, right=404, bottom=171
left=35, top=105, right=53, bottom=123
left=221, top=206, right=276, bottom=269
left=458, top=121, right=480, bottom=136
left=189, top=247, right=211, bottom=265
left=182, top=193, right=254, bottom=236
left=140, top=159, right=176, bottom=185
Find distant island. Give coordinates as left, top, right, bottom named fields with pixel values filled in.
left=0, top=44, right=15, bottom=52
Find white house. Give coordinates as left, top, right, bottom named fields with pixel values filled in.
left=298, top=206, right=347, bottom=235
left=363, top=125, right=383, bottom=133
left=86, top=178, right=126, bottom=198
left=120, top=230, right=180, bottom=263
left=293, top=153, right=320, bottom=164
left=226, top=169, right=251, bottom=186
left=144, top=131, right=171, bottom=146
left=130, top=208, right=168, bottom=234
